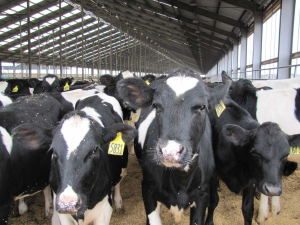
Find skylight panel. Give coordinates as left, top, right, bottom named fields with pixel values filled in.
left=49, top=6, right=59, bottom=11
left=31, top=0, right=43, bottom=4
left=61, top=2, right=68, bottom=7
left=32, top=13, right=43, bottom=19
left=0, top=28, right=10, bottom=32
left=64, top=12, right=73, bottom=18
left=48, top=19, right=58, bottom=24
left=40, top=9, right=52, bottom=15
left=11, top=6, right=25, bottom=12
left=73, top=9, right=81, bottom=14
left=8, top=24, right=19, bottom=29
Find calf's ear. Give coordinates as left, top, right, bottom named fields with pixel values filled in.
left=221, top=71, right=233, bottom=83
left=100, top=75, right=115, bottom=86
left=12, top=123, right=54, bottom=150
left=117, top=77, right=154, bottom=110
left=28, top=78, right=41, bottom=88
left=102, top=123, right=137, bottom=144
left=222, top=124, right=251, bottom=146
left=207, top=80, right=231, bottom=110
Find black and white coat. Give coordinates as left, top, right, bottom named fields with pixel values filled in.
left=46, top=93, right=136, bottom=225
left=117, top=68, right=230, bottom=225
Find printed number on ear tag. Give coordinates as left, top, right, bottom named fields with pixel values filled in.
left=290, top=146, right=300, bottom=154
left=108, top=132, right=125, bottom=156
left=64, top=83, right=70, bottom=91
left=145, top=80, right=150, bottom=85
left=215, top=100, right=226, bottom=117
left=12, top=86, right=18, bottom=93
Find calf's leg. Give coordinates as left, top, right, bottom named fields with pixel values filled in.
left=242, top=180, right=256, bottom=225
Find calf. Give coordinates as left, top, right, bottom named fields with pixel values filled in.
left=2, top=78, right=39, bottom=99
left=207, top=97, right=300, bottom=225
left=117, top=68, right=230, bottom=224
left=47, top=93, right=136, bottom=225
left=0, top=94, right=65, bottom=224
left=142, top=74, right=156, bottom=85
left=222, top=71, right=299, bottom=223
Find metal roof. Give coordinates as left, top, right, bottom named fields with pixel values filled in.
left=0, top=0, right=273, bottom=74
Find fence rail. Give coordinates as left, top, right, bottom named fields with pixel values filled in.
left=208, top=64, right=300, bottom=82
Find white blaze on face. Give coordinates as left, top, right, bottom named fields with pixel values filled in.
left=166, top=76, right=198, bottom=97
left=138, top=109, right=156, bottom=148
left=59, top=185, right=78, bottom=204
left=45, top=77, right=56, bottom=86
left=0, top=126, right=13, bottom=154
left=61, top=115, right=90, bottom=159
left=161, top=140, right=182, bottom=162
left=122, top=70, right=134, bottom=78
left=81, top=107, right=104, bottom=127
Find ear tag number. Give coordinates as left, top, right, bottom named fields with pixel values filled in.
left=290, top=146, right=300, bottom=154
left=108, top=132, right=125, bottom=156
left=64, top=83, right=70, bottom=91
left=146, top=80, right=150, bottom=85
left=12, top=86, right=18, bottom=92
left=215, top=100, right=226, bottom=117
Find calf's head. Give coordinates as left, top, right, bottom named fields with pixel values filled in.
left=222, top=122, right=300, bottom=196
left=49, top=111, right=136, bottom=216
left=118, top=68, right=230, bottom=170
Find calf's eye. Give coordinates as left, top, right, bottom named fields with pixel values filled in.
left=199, top=105, right=206, bottom=111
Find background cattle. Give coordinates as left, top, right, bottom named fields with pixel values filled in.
left=222, top=71, right=299, bottom=224
left=252, top=77, right=300, bottom=89
left=117, top=68, right=231, bottom=224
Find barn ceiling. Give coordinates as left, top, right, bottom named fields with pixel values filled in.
left=0, top=0, right=273, bottom=74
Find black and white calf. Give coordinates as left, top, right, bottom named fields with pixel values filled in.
left=47, top=93, right=136, bottom=225
left=0, top=94, right=65, bottom=224
left=208, top=97, right=300, bottom=225
left=117, top=68, right=231, bottom=224
left=222, top=71, right=300, bottom=223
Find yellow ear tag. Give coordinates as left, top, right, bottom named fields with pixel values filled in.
left=290, top=146, right=300, bottom=154
left=215, top=100, right=226, bottom=117
left=146, top=80, right=150, bottom=85
left=64, top=82, right=70, bottom=91
left=12, top=86, right=18, bottom=93
left=108, top=132, right=125, bottom=156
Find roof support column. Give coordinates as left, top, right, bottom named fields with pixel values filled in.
left=81, top=0, right=84, bottom=80
left=13, top=62, right=16, bottom=78
left=253, top=10, right=263, bottom=79
left=232, top=40, right=239, bottom=80
left=278, top=0, right=295, bottom=79
left=0, top=61, right=2, bottom=76
left=27, top=0, right=31, bottom=78
left=240, top=28, right=247, bottom=78
left=224, top=52, right=228, bottom=73
left=228, top=49, right=232, bottom=74
left=59, top=0, right=62, bottom=78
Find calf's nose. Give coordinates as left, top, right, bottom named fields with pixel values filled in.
left=263, top=183, right=282, bottom=196
left=157, top=140, right=187, bottom=163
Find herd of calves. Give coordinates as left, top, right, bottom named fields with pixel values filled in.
left=0, top=68, right=299, bottom=225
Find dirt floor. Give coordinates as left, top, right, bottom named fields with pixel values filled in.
left=9, top=155, right=300, bottom=225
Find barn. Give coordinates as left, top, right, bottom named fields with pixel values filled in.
left=0, top=0, right=300, bottom=224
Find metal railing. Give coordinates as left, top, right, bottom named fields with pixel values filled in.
left=209, top=64, right=300, bottom=82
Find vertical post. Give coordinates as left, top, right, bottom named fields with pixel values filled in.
left=278, top=0, right=295, bottom=79
left=92, top=41, right=95, bottom=77
left=232, top=39, right=239, bottom=79
left=20, top=20, right=24, bottom=78
left=75, top=37, right=78, bottom=78
left=110, top=25, right=112, bottom=75
left=52, top=29, right=55, bottom=74
left=240, top=28, right=247, bottom=78
left=81, top=0, right=84, bottom=80
left=227, top=48, right=232, bottom=75
left=59, top=0, right=62, bottom=78
left=0, top=61, right=2, bottom=76
left=27, top=0, right=32, bottom=78
left=38, top=24, right=41, bottom=78
left=139, top=43, right=142, bottom=76
left=13, top=62, right=16, bottom=78
left=97, top=16, right=101, bottom=78
left=65, top=33, right=68, bottom=77
left=46, top=65, right=48, bottom=74
left=253, top=10, right=263, bottom=79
